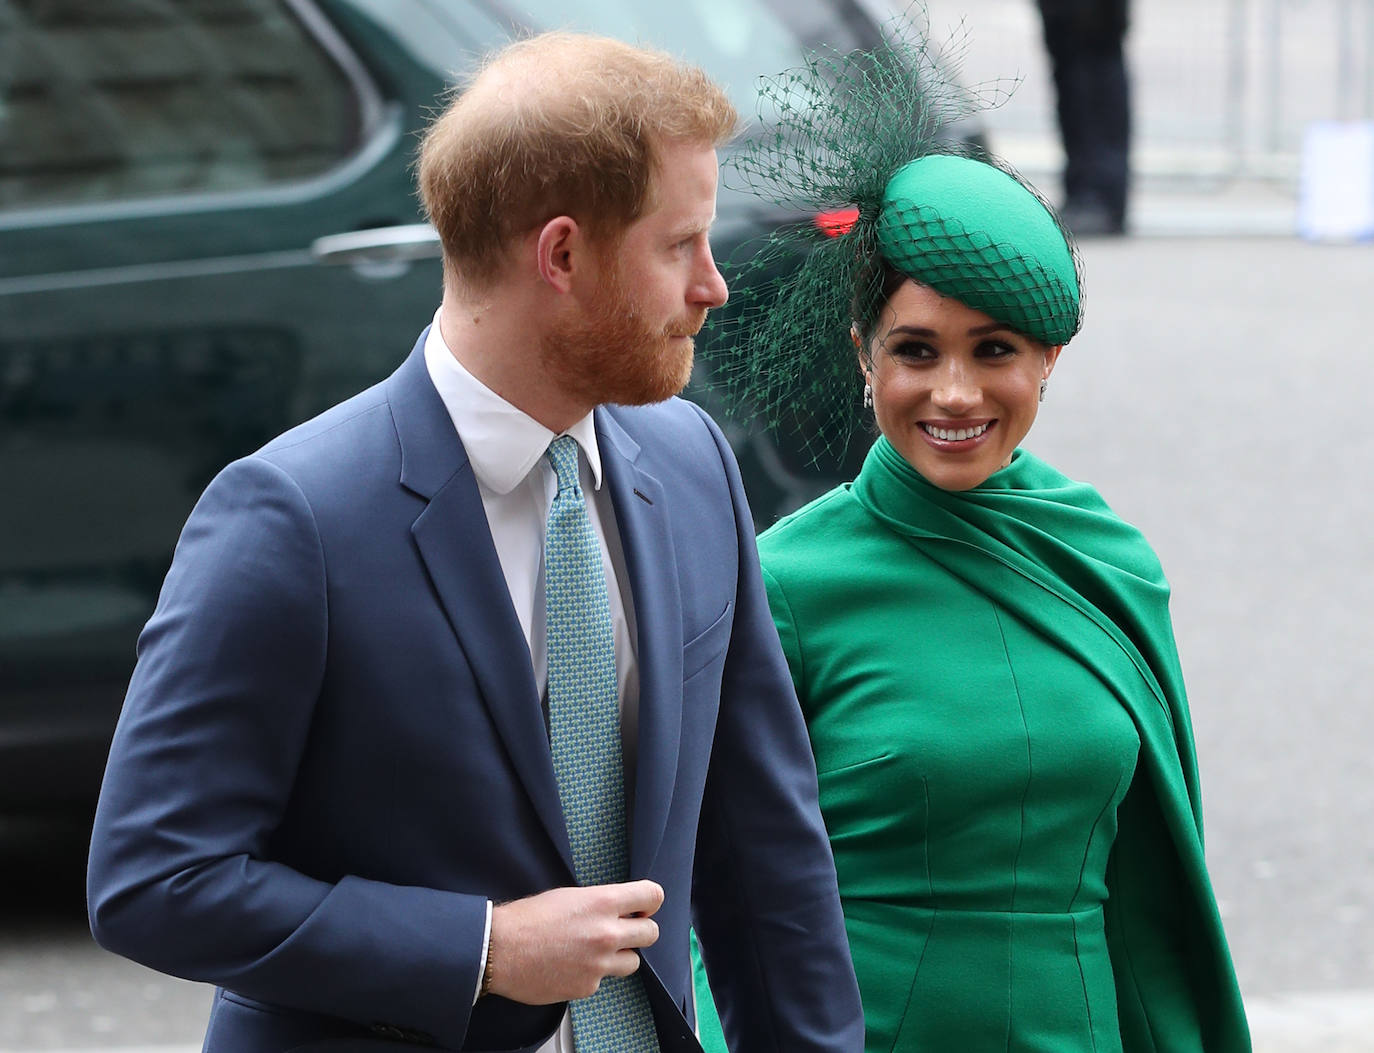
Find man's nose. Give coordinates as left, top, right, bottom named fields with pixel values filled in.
left=693, top=248, right=728, bottom=309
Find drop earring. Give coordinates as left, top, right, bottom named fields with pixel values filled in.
left=1039, top=378, right=1047, bottom=403
left=863, top=382, right=873, bottom=409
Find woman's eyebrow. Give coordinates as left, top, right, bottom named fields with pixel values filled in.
left=887, top=323, right=1015, bottom=339
left=967, top=322, right=1015, bottom=336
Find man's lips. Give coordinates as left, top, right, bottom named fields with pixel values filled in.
left=665, top=312, right=708, bottom=340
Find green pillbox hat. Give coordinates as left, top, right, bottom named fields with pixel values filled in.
left=876, top=155, right=1082, bottom=345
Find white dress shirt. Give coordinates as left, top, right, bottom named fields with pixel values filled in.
left=423, top=315, right=640, bottom=1053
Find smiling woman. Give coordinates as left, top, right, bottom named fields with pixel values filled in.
left=691, top=23, right=1252, bottom=1053
left=857, top=280, right=1062, bottom=492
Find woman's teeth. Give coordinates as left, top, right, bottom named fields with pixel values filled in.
left=923, top=422, right=990, bottom=441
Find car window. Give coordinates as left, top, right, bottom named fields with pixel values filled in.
left=509, top=0, right=872, bottom=113
left=0, top=0, right=363, bottom=212
left=399, top=0, right=878, bottom=116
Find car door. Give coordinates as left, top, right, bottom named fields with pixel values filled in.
left=0, top=0, right=454, bottom=806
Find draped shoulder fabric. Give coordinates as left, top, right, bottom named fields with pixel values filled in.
left=851, top=437, right=1200, bottom=826
left=692, top=438, right=1250, bottom=1053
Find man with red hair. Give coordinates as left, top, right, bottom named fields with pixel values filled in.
left=88, top=31, right=862, bottom=1053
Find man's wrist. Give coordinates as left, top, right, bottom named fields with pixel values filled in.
left=473, top=899, right=494, bottom=1005
left=479, top=939, right=495, bottom=998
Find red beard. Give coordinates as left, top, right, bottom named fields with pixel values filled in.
left=539, top=263, right=705, bottom=408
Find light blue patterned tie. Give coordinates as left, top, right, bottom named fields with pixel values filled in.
left=544, top=436, right=659, bottom=1053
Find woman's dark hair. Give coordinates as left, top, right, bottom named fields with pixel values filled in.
left=850, top=244, right=911, bottom=346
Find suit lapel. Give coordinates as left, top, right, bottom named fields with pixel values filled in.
left=598, top=408, right=683, bottom=877
left=388, top=336, right=574, bottom=874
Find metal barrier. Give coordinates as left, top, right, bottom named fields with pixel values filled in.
left=915, top=0, right=1374, bottom=187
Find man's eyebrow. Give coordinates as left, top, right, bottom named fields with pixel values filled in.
left=671, top=214, right=717, bottom=238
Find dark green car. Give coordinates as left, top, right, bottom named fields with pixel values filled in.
left=0, top=0, right=974, bottom=812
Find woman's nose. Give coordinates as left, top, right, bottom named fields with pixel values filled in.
left=932, top=364, right=980, bottom=411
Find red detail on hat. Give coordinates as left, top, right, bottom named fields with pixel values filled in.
left=814, top=207, right=860, bottom=237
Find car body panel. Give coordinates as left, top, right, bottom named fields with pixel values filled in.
left=0, top=0, right=916, bottom=810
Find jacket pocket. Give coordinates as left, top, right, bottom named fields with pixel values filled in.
left=682, top=601, right=732, bottom=682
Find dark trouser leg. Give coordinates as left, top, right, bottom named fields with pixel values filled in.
left=1037, top=0, right=1131, bottom=229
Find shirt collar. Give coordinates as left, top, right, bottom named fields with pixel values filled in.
left=423, top=311, right=603, bottom=496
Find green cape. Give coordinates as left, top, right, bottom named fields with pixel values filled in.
left=694, top=439, right=1250, bottom=1052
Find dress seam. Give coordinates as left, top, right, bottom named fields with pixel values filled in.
left=1069, top=767, right=1131, bottom=913
left=887, top=777, right=933, bottom=1053
left=991, top=607, right=1032, bottom=1053
left=1072, top=913, right=1100, bottom=1052
left=1105, top=851, right=1163, bottom=1052
left=888, top=810, right=935, bottom=1053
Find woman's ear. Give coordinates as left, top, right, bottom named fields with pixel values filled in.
left=852, top=324, right=870, bottom=376
left=1043, top=343, right=1065, bottom=379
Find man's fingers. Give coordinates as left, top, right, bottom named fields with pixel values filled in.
left=604, top=948, right=645, bottom=978
left=485, top=883, right=665, bottom=1005
left=619, top=915, right=659, bottom=950
left=610, top=878, right=665, bottom=917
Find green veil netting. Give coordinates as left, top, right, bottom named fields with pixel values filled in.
left=702, top=8, right=1085, bottom=465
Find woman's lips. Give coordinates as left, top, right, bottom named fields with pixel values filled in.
left=919, top=420, right=994, bottom=445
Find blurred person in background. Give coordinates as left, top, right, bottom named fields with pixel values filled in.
left=85, top=31, right=862, bottom=1053
left=693, top=28, right=1249, bottom=1052
left=1036, top=0, right=1132, bottom=235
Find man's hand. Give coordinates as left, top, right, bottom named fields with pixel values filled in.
left=487, top=880, right=664, bottom=1004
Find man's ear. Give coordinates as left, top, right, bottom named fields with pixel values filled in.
left=535, top=216, right=580, bottom=293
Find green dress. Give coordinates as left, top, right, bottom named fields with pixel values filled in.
left=693, top=439, right=1249, bottom=1052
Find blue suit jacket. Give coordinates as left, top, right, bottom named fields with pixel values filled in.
left=87, top=333, right=863, bottom=1052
